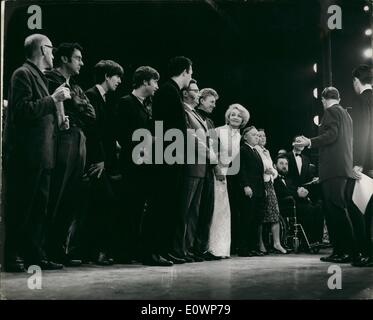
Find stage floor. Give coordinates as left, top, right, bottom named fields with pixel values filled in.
left=1, top=250, right=373, bottom=300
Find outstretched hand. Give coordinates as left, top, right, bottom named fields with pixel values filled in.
left=293, top=135, right=310, bottom=148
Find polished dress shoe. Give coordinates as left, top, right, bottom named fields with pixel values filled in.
left=63, top=259, right=82, bottom=267
left=4, top=262, right=25, bottom=273
left=189, top=251, right=206, bottom=261
left=363, top=259, right=373, bottom=267
left=202, top=251, right=222, bottom=260
left=164, top=253, right=186, bottom=264
left=39, top=260, right=64, bottom=270
left=187, top=252, right=204, bottom=262
left=332, top=254, right=352, bottom=263
left=320, top=253, right=340, bottom=262
left=251, top=250, right=265, bottom=256
left=143, top=254, right=173, bottom=266
left=351, top=256, right=370, bottom=267
left=237, top=251, right=253, bottom=257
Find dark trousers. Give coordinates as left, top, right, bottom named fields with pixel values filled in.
left=172, top=176, right=204, bottom=256
left=142, top=165, right=185, bottom=257
left=4, top=165, right=51, bottom=265
left=75, top=171, right=117, bottom=260
left=296, top=199, right=324, bottom=244
left=227, top=174, right=240, bottom=254
left=193, top=169, right=215, bottom=254
left=117, top=168, right=150, bottom=260
left=239, top=194, right=265, bottom=252
left=322, top=178, right=356, bottom=256
left=345, top=179, right=373, bottom=258
left=366, top=198, right=373, bottom=259
left=45, top=128, right=86, bottom=261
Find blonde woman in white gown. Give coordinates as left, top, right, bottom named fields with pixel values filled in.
left=208, top=104, right=250, bottom=258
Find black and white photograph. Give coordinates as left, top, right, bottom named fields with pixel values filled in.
left=0, top=0, right=373, bottom=308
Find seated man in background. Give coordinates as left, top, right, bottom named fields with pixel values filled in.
left=274, top=155, right=324, bottom=248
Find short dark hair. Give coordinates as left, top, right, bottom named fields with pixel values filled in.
left=321, top=87, right=340, bottom=100
left=275, top=155, right=289, bottom=164
left=133, top=66, right=160, bottom=89
left=242, top=125, right=257, bottom=136
left=94, top=60, right=124, bottom=84
left=54, top=42, right=83, bottom=67
left=167, top=56, right=192, bottom=77
left=352, top=64, right=373, bottom=85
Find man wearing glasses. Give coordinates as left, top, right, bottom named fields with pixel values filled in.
left=3, top=34, right=71, bottom=272
left=44, top=43, right=95, bottom=267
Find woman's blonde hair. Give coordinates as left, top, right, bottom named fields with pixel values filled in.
left=225, top=103, right=250, bottom=128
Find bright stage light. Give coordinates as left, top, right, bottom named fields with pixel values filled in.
left=364, top=48, right=373, bottom=58
left=364, top=5, right=370, bottom=12
left=313, top=88, right=318, bottom=99
left=365, top=29, right=372, bottom=36
left=313, top=63, right=317, bottom=73
left=313, top=116, right=320, bottom=126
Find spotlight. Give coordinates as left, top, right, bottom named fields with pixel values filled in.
left=363, top=48, right=373, bottom=58
left=365, top=29, right=372, bottom=36
left=313, top=88, right=318, bottom=99
left=313, top=116, right=320, bottom=126
left=364, top=5, right=370, bottom=12
left=313, top=63, right=317, bottom=73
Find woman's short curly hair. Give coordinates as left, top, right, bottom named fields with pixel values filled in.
left=225, top=103, right=250, bottom=128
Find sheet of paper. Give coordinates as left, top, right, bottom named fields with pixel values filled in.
left=352, top=173, right=373, bottom=214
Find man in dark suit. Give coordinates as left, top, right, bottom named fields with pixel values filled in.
left=143, top=56, right=193, bottom=266
left=115, top=66, right=159, bottom=263
left=286, top=136, right=315, bottom=187
left=273, top=155, right=324, bottom=246
left=237, top=126, right=265, bottom=257
left=82, top=60, right=123, bottom=265
left=44, top=43, right=96, bottom=266
left=179, top=80, right=219, bottom=262
left=347, top=65, right=373, bottom=267
left=3, top=34, right=71, bottom=271
left=294, top=87, right=360, bottom=264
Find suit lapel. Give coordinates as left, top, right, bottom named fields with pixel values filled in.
left=184, top=106, right=208, bottom=131
left=25, top=63, right=49, bottom=96
left=131, top=94, right=151, bottom=119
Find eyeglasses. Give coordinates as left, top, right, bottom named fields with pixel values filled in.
left=43, top=44, right=56, bottom=50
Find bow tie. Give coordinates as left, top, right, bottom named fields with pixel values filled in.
left=295, top=153, right=301, bottom=157
left=279, top=175, right=286, bottom=179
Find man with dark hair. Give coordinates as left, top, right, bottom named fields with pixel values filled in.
left=143, top=56, right=193, bottom=266
left=115, top=65, right=160, bottom=264
left=286, top=135, right=315, bottom=187
left=273, top=155, right=324, bottom=246
left=44, top=42, right=95, bottom=266
left=3, top=34, right=70, bottom=271
left=80, top=60, right=123, bottom=265
left=294, top=87, right=361, bottom=264
left=347, top=64, right=373, bottom=267
left=352, top=64, right=373, bottom=178
left=237, top=126, right=266, bottom=257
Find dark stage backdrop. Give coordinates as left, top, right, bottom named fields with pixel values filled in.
left=3, top=0, right=370, bottom=157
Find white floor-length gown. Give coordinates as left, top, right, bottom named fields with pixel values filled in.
left=208, top=125, right=241, bottom=257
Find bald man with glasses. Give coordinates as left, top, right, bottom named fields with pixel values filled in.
left=3, top=34, right=70, bottom=272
